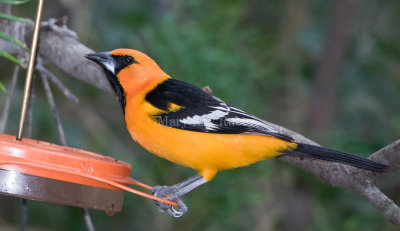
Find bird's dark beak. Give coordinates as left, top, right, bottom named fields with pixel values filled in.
left=85, top=51, right=116, bottom=74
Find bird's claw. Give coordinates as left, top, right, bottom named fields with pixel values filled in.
left=152, top=185, right=188, bottom=217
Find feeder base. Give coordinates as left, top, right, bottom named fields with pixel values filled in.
left=0, top=169, right=124, bottom=214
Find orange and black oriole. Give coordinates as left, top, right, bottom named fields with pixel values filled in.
left=86, top=49, right=387, bottom=217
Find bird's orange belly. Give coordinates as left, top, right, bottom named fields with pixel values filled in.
left=126, top=113, right=296, bottom=180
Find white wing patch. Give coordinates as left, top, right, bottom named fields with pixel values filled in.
left=178, top=101, right=281, bottom=135
left=179, top=109, right=229, bottom=130
left=180, top=101, right=231, bottom=130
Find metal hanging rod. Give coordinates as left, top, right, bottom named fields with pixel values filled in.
left=16, top=0, right=44, bottom=141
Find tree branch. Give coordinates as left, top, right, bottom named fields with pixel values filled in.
left=1, top=16, right=398, bottom=226
left=37, top=18, right=112, bottom=93
left=0, top=16, right=112, bottom=92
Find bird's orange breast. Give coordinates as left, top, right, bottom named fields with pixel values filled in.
left=124, top=98, right=296, bottom=181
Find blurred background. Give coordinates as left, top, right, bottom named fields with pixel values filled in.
left=0, top=0, right=400, bottom=230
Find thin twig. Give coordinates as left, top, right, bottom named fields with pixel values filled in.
left=83, top=208, right=95, bottom=231
left=40, top=74, right=67, bottom=145
left=0, top=65, right=19, bottom=133
left=37, top=65, right=79, bottom=103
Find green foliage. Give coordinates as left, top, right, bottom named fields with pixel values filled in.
left=0, top=12, right=29, bottom=23
left=0, top=0, right=29, bottom=68
left=0, top=32, right=28, bottom=51
left=0, top=0, right=29, bottom=4
left=0, top=50, right=22, bottom=66
left=0, top=81, right=6, bottom=92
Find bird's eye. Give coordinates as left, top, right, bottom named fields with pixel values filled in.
left=113, top=55, right=137, bottom=74
left=124, top=56, right=135, bottom=65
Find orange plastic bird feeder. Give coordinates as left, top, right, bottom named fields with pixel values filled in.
left=0, top=133, right=176, bottom=214
left=0, top=133, right=131, bottom=213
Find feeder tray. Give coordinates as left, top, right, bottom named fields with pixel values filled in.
left=0, top=133, right=134, bottom=214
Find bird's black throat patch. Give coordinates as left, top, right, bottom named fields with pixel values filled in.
left=103, top=70, right=126, bottom=115
left=105, top=55, right=137, bottom=115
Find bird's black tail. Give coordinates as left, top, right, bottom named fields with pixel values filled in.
left=282, top=143, right=388, bottom=172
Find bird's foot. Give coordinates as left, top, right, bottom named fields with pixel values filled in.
left=152, top=185, right=188, bottom=217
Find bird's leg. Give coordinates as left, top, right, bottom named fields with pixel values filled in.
left=152, top=174, right=207, bottom=217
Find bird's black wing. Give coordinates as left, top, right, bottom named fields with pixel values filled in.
left=145, top=78, right=293, bottom=141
